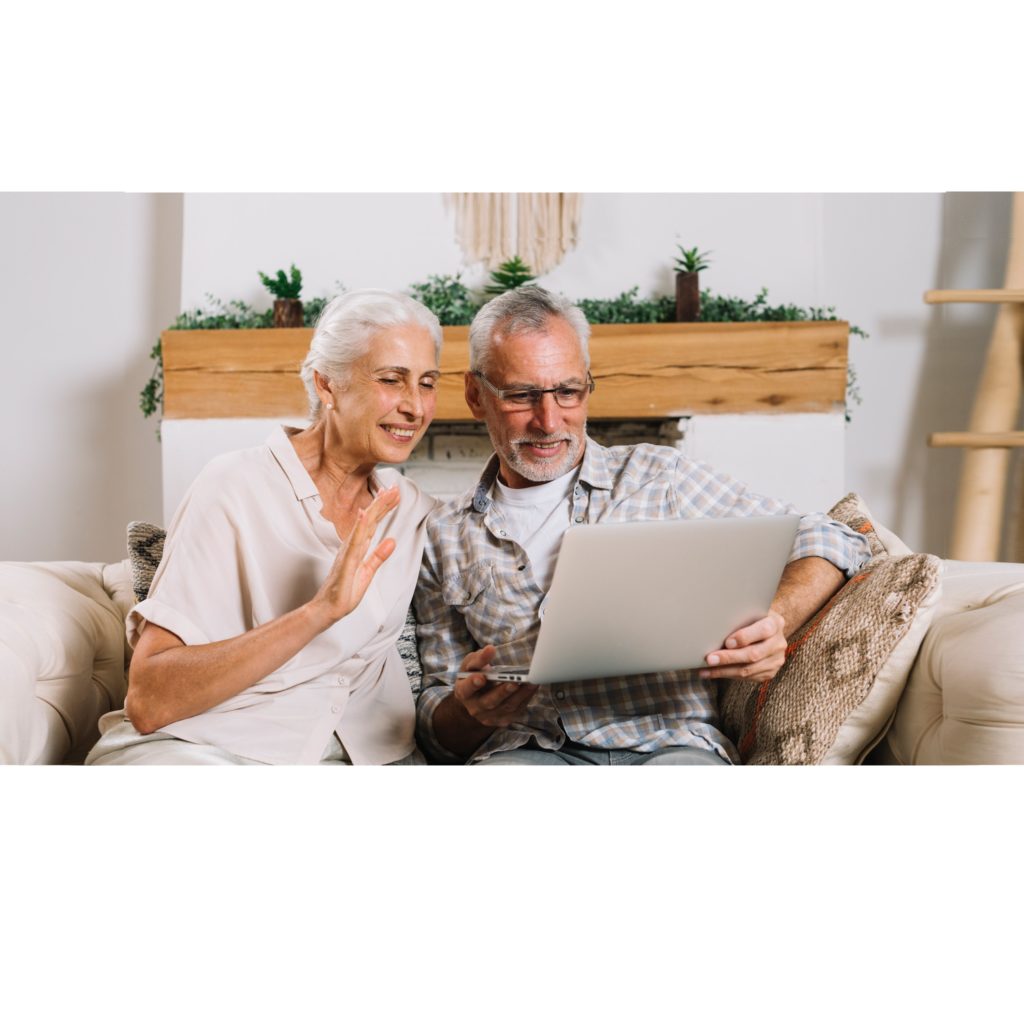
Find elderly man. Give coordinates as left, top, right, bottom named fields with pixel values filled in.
left=413, top=285, right=871, bottom=765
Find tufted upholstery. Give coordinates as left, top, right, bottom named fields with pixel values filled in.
left=0, top=560, right=134, bottom=764
left=870, top=560, right=1024, bottom=764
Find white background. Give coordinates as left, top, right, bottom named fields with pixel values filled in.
left=3, top=3, right=1023, bottom=1022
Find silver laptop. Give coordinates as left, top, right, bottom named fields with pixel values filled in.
left=463, top=514, right=800, bottom=685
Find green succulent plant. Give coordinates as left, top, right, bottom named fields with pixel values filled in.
left=484, top=256, right=536, bottom=295
left=674, top=245, right=712, bottom=275
left=258, top=263, right=303, bottom=300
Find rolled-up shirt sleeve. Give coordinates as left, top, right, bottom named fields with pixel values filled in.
left=126, top=471, right=246, bottom=648
left=788, top=512, right=872, bottom=578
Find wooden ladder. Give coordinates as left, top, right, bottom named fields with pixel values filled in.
left=926, top=192, right=1024, bottom=561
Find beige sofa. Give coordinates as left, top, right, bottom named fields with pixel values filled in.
left=1, top=560, right=135, bottom=764
left=3, top=554, right=1024, bottom=765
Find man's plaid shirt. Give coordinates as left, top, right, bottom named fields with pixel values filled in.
left=413, top=439, right=872, bottom=764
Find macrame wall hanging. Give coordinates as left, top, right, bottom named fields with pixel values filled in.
left=446, top=193, right=581, bottom=275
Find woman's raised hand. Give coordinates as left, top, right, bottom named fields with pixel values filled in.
left=310, top=486, right=401, bottom=628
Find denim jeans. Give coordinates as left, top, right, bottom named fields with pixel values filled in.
left=476, top=739, right=730, bottom=766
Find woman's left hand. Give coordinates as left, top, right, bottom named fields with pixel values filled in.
left=308, top=486, right=401, bottom=628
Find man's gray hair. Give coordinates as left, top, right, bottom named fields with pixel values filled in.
left=300, top=289, right=442, bottom=420
left=468, top=284, right=591, bottom=373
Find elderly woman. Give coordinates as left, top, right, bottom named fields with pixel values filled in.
left=86, top=289, right=442, bottom=765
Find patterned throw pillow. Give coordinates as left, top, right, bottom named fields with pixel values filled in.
left=126, top=521, right=165, bottom=604
left=717, top=495, right=942, bottom=765
left=124, top=521, right=424, bottom=689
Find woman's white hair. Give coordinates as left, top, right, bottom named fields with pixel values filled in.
left=468, top=284, right=591, bottom=373
left=300, top=289, right=443, bottom=420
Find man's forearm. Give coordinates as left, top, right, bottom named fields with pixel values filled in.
left=770, top=556, right=846, bottom=638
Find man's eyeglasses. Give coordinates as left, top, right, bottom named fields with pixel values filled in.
left=473, top=371, right=595, bottom=409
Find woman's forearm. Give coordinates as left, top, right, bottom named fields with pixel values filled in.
left=126, top=601, right=335, bottom=734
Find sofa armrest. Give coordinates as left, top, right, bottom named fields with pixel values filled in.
left=877, top=560, right=1024, bottom=764
left=0, top=561, right=130, bottom=764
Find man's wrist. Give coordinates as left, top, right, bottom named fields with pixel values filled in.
left=434, top=692, right=495, bottom=760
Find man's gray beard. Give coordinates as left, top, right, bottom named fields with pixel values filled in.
left=495, top=430, right=584, bottom=483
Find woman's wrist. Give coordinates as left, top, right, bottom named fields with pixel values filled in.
left=301, top=597, right=338, bottom=635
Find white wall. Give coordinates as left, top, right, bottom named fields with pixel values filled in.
left=180, top=194, right=465, bottom=309
left=1, top=192, right=1014, bottom=562
left=0, top=193, right=179, bottom=561
left=180, top=192, right=1016, bottom=556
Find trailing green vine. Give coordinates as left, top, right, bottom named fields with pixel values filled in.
left=407, top=274, right=478, bottom=326
left=139, top=292, right=335, bottom=426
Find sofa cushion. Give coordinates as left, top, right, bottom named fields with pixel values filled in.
left=873, top=560, right=1024, bottom=764
left=718, top=494, right=942, bottom=765
left=0, top=562, right=129, bottom=764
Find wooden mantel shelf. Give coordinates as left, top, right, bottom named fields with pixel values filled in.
left=161, top=321, right=849, bottom=420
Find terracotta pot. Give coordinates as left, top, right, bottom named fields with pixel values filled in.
left=273, top=298, right=304, bottom=328
left=675, top=272, right=700, bottom=322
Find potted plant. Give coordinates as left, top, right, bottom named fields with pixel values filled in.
left=258, top=264, right=304, bottom=327
left=674, top=245, right=711, bottom=322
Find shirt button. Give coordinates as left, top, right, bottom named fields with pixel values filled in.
left=574, top=517, right=584, bottom=523
left=555, top=690, right=565, bottom=700
left=330, top=705, right=341, bottom=714
left=499, top=530, right=507, bottom=537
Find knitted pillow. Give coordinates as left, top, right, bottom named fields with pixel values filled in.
left=124, top=521, right=424, bottom=689
left=718, top=495, right=942, bottom=765
left=826, top=492, right=913, bottom=561
left=126, top=521, right=166, bottom=603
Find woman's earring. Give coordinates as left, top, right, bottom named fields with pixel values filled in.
left=327, top=403, right=334, bottom=410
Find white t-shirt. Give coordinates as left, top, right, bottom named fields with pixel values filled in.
left=127, top=425, right=436, bottom=765
left=491, top=469, right=578, bottom=591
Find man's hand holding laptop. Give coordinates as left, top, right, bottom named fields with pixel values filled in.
left=698, top=554, right=846, bottom=682
left=696, top=608, right=787, bottom=682
left=453, top=604, right=788, bottom=733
